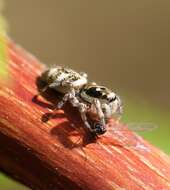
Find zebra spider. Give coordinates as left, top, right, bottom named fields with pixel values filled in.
left=39, top=66, right=123, bottom=135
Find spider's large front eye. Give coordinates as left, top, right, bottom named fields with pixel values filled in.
left=85, top=87, right=104, bottom=98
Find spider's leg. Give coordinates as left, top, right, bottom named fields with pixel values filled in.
left=35, top=84, right=49, bottom=99
left=78, top=103, right=93, bottom=132
left=48, top=81, right=62, bottom=88
left=55, top=86, right=75, bottom=109
left=55, top=87, right=93, bottom=133
left=64, top=88, right=93, bottom=132
left=93, top=99, right=106, bottom=127
left=56, top=93, right=70, bottom=109
left=40, top=79, right=66, bottom=94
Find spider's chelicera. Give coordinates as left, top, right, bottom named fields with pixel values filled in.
left=39, top=66, right=123, bottom=135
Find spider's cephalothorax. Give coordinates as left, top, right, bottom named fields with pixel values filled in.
left=39, top=66, right=123, bottom=135
left=80, top=84, right=122, bottom=118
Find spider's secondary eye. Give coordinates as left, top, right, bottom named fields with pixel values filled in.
left=108, top=96, right=117, bottom=102
left=102, top=94, right=107, bottom=99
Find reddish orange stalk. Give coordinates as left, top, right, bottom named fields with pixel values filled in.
left=0, top=39, right=170, bottom=190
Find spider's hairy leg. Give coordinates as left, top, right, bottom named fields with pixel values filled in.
left=57, top=88, right=93, bottom=132
left=68, top=89, right=92, bottom=132
left=34, top=84, right=49, bottom=99
left=56, top=93, right=70, bottom=109
left=78, top=103, right=93, bottom=132
left=56, top=87, right=75, bottom=109
left=93, top=99, right=106, bottom=127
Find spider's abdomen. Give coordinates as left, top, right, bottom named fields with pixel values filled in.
left=41, top=66, right=87, bottom=93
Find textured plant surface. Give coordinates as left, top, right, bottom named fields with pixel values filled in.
left=0, top=39, right=170, bottom=190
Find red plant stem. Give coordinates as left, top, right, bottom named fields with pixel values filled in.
left=0, top=39, right=170, bottom=190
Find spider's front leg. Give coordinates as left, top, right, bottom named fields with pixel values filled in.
left=56, top=85, right=75, bottom=109
left=56, top=88, right=93, bottom=132
left=77, top=103, right=94, bottom=133
left=36, top=79, right=64, bottom=98
left=93, top=99, right=106, bottom=126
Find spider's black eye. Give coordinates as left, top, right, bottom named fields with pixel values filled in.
left=85, top=87, right=104, bottom=98
left=102, top=94, right=108, bottom=99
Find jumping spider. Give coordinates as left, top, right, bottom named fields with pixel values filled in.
left=39, top=66, right=123, bottom=135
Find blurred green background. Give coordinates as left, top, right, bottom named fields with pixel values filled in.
left=1, top=0, right=170, bottom=189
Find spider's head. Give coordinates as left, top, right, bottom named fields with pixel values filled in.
left=81, top=84, right=123, bottom=119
